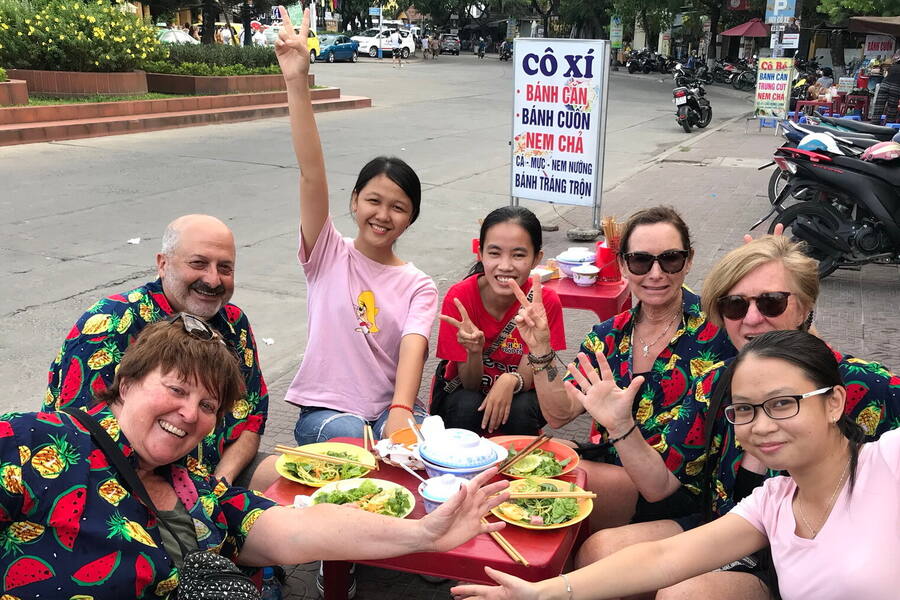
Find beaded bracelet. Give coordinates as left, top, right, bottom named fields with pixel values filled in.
left=527, top=349, right=556, bottom=365
left=510, top=371, right=525, bottom=394
left=388, top=404, right=414, bottom=413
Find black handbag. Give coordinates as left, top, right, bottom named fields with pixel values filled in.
left=63, top=409, right=261, bottom=600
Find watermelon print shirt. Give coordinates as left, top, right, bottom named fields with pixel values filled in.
left=578, top=287, right=736, bottom=473
left=661, top=348, right=900, bottom=518
left=0, top=405, right=277, bottom=599
left=43, top=279, right=269, bottom=477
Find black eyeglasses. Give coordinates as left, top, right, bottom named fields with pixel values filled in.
left=620, top=250, right=690, bottom=275
left=717, top=292, right=792, bottom=321
left=724, top=386, right=833, bottom=425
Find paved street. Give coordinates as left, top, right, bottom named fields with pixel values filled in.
left=2, top=53, right=898, bottom=599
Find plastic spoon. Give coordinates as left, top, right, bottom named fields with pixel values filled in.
left=397, top=460, right=428, bottom=485
left=407, top=418, right=425, bottom=445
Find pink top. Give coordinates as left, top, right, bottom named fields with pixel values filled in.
left=285, top=217, right=438, bottom=420
left=732, top=429, right=900, bottom=600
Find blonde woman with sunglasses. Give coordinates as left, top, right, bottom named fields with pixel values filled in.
left=516, top=206, right=735, bottom=531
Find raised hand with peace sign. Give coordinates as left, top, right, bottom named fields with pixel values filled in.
left=273, top=5, right=310, bottom=84
left=440, top=298, right=486, bottom=355
left=510, top=274, right=552, bottom=355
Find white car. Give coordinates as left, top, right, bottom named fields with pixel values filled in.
left=351, top=28, right=414, bottom=59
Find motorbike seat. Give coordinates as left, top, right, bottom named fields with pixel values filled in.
left=832, top=154, right=900, bottom=187
left=791, top=122, right=877, bottom=141
left=816, top=114, right=897, bottom=137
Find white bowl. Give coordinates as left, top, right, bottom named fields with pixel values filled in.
left=555, top=249, right=596, bottom=277
left=418, top=428, right=498, bottom=469
left=571, top=263, right=599, bottom=286
left=418, top=475, right=466, bottom=513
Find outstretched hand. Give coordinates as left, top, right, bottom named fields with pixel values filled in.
left=511, top=275, right=551, bottom=353
left=440, top=298, right=486, bottom=355
left=564, top=351, right=643, bottom=436
left=450, top=567, right=540, bottom=599
left=274, top=5, right=310, bottom=83
left=419, top=468, right=509, bottom=553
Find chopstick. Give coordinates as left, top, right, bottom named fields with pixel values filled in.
left=363, top=424, right=379, bottom=470
left=274, top=445, right=373, bottom=470
left=496, top=434, right=551, bottom=473
left=481, top=517, right=529, bottom=566
left=507, top=491, right=596, bottom=499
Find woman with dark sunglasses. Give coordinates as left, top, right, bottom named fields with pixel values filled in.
left=572, top=235, right=898, bottom=599
left=520, top=206, right=735, bottom=530
left=451, top=331, right=900, bottom=600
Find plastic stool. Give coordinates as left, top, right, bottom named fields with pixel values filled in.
left=759, top=117, right=778, bottom=129
left=840, top=115, right=862, bottom=121
left=799, top=115, right=808, bottom=124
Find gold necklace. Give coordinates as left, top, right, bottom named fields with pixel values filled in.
left=636, top=311, right=680, bottom=357
left=796, top=456, right=851, bottom=538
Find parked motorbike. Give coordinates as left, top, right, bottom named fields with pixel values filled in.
left=751, top=142, right=900, bottom=277
left=656, top=54, right=677, bottom=74
left=673, top=62, right=712, bottom=87
left=712, top=60, right=739, bottom=84
left=499, top=43, right=512, bottom=61
left=732, top=66, right=757, bottom=91
left=626, top=50, right=643, bottom=74
left=673, top=80, right=712, bottom=133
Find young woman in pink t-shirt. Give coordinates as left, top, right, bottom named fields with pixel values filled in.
left=451, top=330, right=899, bottom=600
left=266, top=7, right=437, bottom=450
left=434, top=206, right=566, bottom=435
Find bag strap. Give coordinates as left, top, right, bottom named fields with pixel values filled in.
left=62, top=408, right=190, bottom=557
left=442, top=288, right=534, bottom=395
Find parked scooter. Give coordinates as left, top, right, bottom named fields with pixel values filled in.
left=673, top=80, right=712, bottom=132
left=498, top=41, right=512, bottom=61
left=751, top=138, right=900, bottom=277
left=673, top=62, right=711, bottom=87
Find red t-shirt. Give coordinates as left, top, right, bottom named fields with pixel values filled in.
left=437, top=275, right=566, bottom=394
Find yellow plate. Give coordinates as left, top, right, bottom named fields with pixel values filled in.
left=275, top=442, right=376, bottom=488
left=310, top=478, right=416, bottom=518
left=490, top=477, right=593, bottom=530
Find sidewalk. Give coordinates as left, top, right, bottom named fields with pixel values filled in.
left=267, top=118, right=900, bottom=599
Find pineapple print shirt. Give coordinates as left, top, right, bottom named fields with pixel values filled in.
left=43, top=279, right=269, bottom=476
left=0, top=405, right=277, bottom=599
left=579, top=287, right=736, bottom=476
left=663, top=348, right=900, bottom=518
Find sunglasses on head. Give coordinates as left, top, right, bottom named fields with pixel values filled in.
left=167, top=312, right=218, bottom=340
left=620, top=250, right=690, bottom=275
left=716, top=291, right=792, bottom=321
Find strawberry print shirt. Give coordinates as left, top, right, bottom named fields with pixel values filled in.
left=0, top=405, right=276, bottom=599
left=578, top=287, right=736, bottom=471
left=663, top=348, right=900, bottom=517
left=43, top=279, right=269, bottom=477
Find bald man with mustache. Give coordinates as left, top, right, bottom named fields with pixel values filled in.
left=44, top=215, right=268, bottom=486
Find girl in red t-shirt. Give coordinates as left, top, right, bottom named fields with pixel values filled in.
left=433, top=207, right=566, bottom=434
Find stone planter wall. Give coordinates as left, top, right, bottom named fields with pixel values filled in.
left=146, top=72, right=313, bottom=95
left=0, top=80, right=28, bottom=106
left=6, top=69, right=148, bottom=97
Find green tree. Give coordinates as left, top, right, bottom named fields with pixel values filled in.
left=560, top=0, right=611, bottom=38
left=817, top=0, right=900, bottom=21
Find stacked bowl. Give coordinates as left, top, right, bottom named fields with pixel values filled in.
left=416, top=428, right=505, bottom=480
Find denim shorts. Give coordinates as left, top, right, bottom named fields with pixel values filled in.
left=293, top=403, right=428, bottom=446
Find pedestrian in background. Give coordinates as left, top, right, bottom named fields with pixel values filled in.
left=392, top=28, right=403, bottom=68
left=872, top=52, right=900, bottom=124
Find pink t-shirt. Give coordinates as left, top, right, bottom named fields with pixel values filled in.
left=732, top=429, right=900, bottom=600
left=285, top=217, right=438, bottom=420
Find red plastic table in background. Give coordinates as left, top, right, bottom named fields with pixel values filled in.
left=263, top=438, right=589, bottom=600
left=542, top=277, right=631, bottom=320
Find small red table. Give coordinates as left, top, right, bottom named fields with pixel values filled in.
left=264, top=439, right=589, bottom=600
left=792, top=100, right=833, bottom=120
left=542, top=277, right=631, bottom=320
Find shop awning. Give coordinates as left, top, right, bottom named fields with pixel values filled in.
left=721, top=18, right=770, bottom=37
left=849, top=16, right=900, bottom=37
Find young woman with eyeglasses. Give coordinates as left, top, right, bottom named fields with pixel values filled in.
left=451, top=330, right=900, bottom=600
left=570, top=235, right=898, bottom=599
left=515, top=206, right=735, bottom=530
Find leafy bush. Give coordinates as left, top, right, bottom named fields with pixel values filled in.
left=143, top=60, right=280, bottom=76
left=0, top=66, right=6, bottom=81
left=165, top=43, right=279, bottom=69
left=0, top=0, right=167, bottom=72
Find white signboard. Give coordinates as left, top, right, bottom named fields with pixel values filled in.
left=865, top=35, right=895, bottom=57
left=511, top=38, right=610, bottom=209
left=781, top=33, right=799, bottom=49
left=610, top=17, right=623, bottom=49
left=837, top=77, right=855, bottom=93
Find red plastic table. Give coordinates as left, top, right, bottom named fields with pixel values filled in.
left=542, top=277, right=631, bottom=320
left=792, top=100, right=833, bottom=120
left=263, top=438, right=589, bottom=600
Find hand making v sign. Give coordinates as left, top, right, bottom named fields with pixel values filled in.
left=510, top=275, right=551, bottom=354
left=440, top=298, right=486, bottom=355
left=274, top=5, right=310, bottom=83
